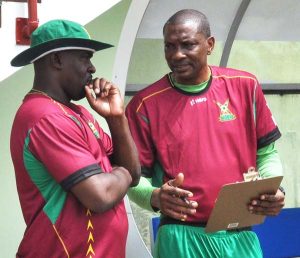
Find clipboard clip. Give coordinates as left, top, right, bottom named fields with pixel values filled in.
left=243, top=167, right=261, bottom=182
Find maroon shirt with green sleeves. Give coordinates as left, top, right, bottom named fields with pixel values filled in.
left=10, top=93, right=128, bottom=258
left=126, top=66, right=281, bottom=222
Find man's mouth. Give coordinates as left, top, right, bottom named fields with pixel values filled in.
left=86, top=76, right=93, bottom=85
left=173, top=64, right=190, bottom=72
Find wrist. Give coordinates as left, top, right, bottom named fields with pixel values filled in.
left=150, top=188, right=161, bottom=212
left=106, top=113, right=126, bottom=124
left=106, top=115, right=129, bottom=136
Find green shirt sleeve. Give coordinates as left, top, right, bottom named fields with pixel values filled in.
left=127, top=176, right=158, bottom=212
left=127, top=163, right=164, bottom=212
left=256, top=142, right=283, bottom=178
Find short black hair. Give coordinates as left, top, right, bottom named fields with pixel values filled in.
left=163, top=9, right=211, bottom=38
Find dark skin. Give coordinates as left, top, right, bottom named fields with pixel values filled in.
left=164, top=22, right=214, bottom=85
left=150, top=21, right=285, bottom=221
left=32, top=50, right=141, bottom=213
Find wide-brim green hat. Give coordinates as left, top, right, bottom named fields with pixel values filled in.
left=11, top=19, right=113, bottom=67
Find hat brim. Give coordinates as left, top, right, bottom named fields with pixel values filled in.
left=11, top=38, right=113, bottom=67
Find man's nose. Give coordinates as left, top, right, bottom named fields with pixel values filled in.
left=173, top=47, right=186, bottom=59
left=88, top=64, right=96, bottom=74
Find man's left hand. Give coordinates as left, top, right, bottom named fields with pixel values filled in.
left=248, top=188, right=285, bottom=216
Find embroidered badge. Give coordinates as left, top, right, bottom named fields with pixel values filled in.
left=88, top=121, right=100, bottom=139
left=215, top=99, right=236, bottom=122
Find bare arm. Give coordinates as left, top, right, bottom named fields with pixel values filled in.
left=68, top=78, right=141, bottom=213
left=71, top=167, right=132, bottom=213
left=106, top=114, right=141, bottom=186
left=85, top=78, right=141, bottom=186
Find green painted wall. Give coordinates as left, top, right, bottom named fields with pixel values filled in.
left=0, top=0, right=131, bottom=256
left=127, top=39, right=300, bottom=84
left=229, top=40, right=300, bottom=83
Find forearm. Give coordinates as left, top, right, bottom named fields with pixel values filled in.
left=256, top=142, right=283, bottom=178
left=71, top=167, right=132, bottom=213
left=106, top=114, right=141, bottom=186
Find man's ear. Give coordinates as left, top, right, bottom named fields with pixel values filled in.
left=49, top=52, right=63, bottom=70
left=206, top=36, right=215, bottom=55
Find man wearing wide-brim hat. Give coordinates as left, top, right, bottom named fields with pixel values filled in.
left=10, top=19, right=141, bottom=258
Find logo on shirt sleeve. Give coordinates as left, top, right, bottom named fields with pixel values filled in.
left=215, top=99, right=236, bottom=122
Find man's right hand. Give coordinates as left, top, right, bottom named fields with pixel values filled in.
left=151, top=173, right=198, bottom=221
left=85, top=77, right=124, bottom=118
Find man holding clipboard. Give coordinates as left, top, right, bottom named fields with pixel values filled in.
left=126, top=9, right=285, bottom=258
left=205, top=169, right=284, bottom=233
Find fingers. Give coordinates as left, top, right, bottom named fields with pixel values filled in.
left=86, top=78, right=117, bottom=98
left=249, top=203, right=283, bottom=216
left=248, top=190, right=285, bottom=216
left=85, top=85, right=96, bottom=106
left=97, top=78, right=113, bottom=97
left=160, top=195, right=198, bottom=221
left=164, top=183, right=193, bottom=200
left=163, top=206, right=189, bottom=221
left=168, top=172, right=184, bottom=188
left=160, top=186, right=196, bottom=208
left=159, top=176, right=198, bottom=221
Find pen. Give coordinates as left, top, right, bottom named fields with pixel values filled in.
left=180, top=196, right=190, bottom=204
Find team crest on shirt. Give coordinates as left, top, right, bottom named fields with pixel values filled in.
left=88, top=121, right=100, bottom=139
left=215, top=99, right=236, bottom=122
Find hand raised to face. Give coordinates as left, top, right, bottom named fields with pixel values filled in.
left=85, top=78, right=124, bottom=118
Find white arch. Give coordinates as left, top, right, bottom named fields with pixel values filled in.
left=112, top=0, right=150, bottom=96
left=111, top=0, right=153, bottom=257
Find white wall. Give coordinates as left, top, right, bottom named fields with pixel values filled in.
left=0, top=0, right=121, bottom=82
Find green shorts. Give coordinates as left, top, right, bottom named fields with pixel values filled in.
left=154, top=224, right=263, bottom=258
